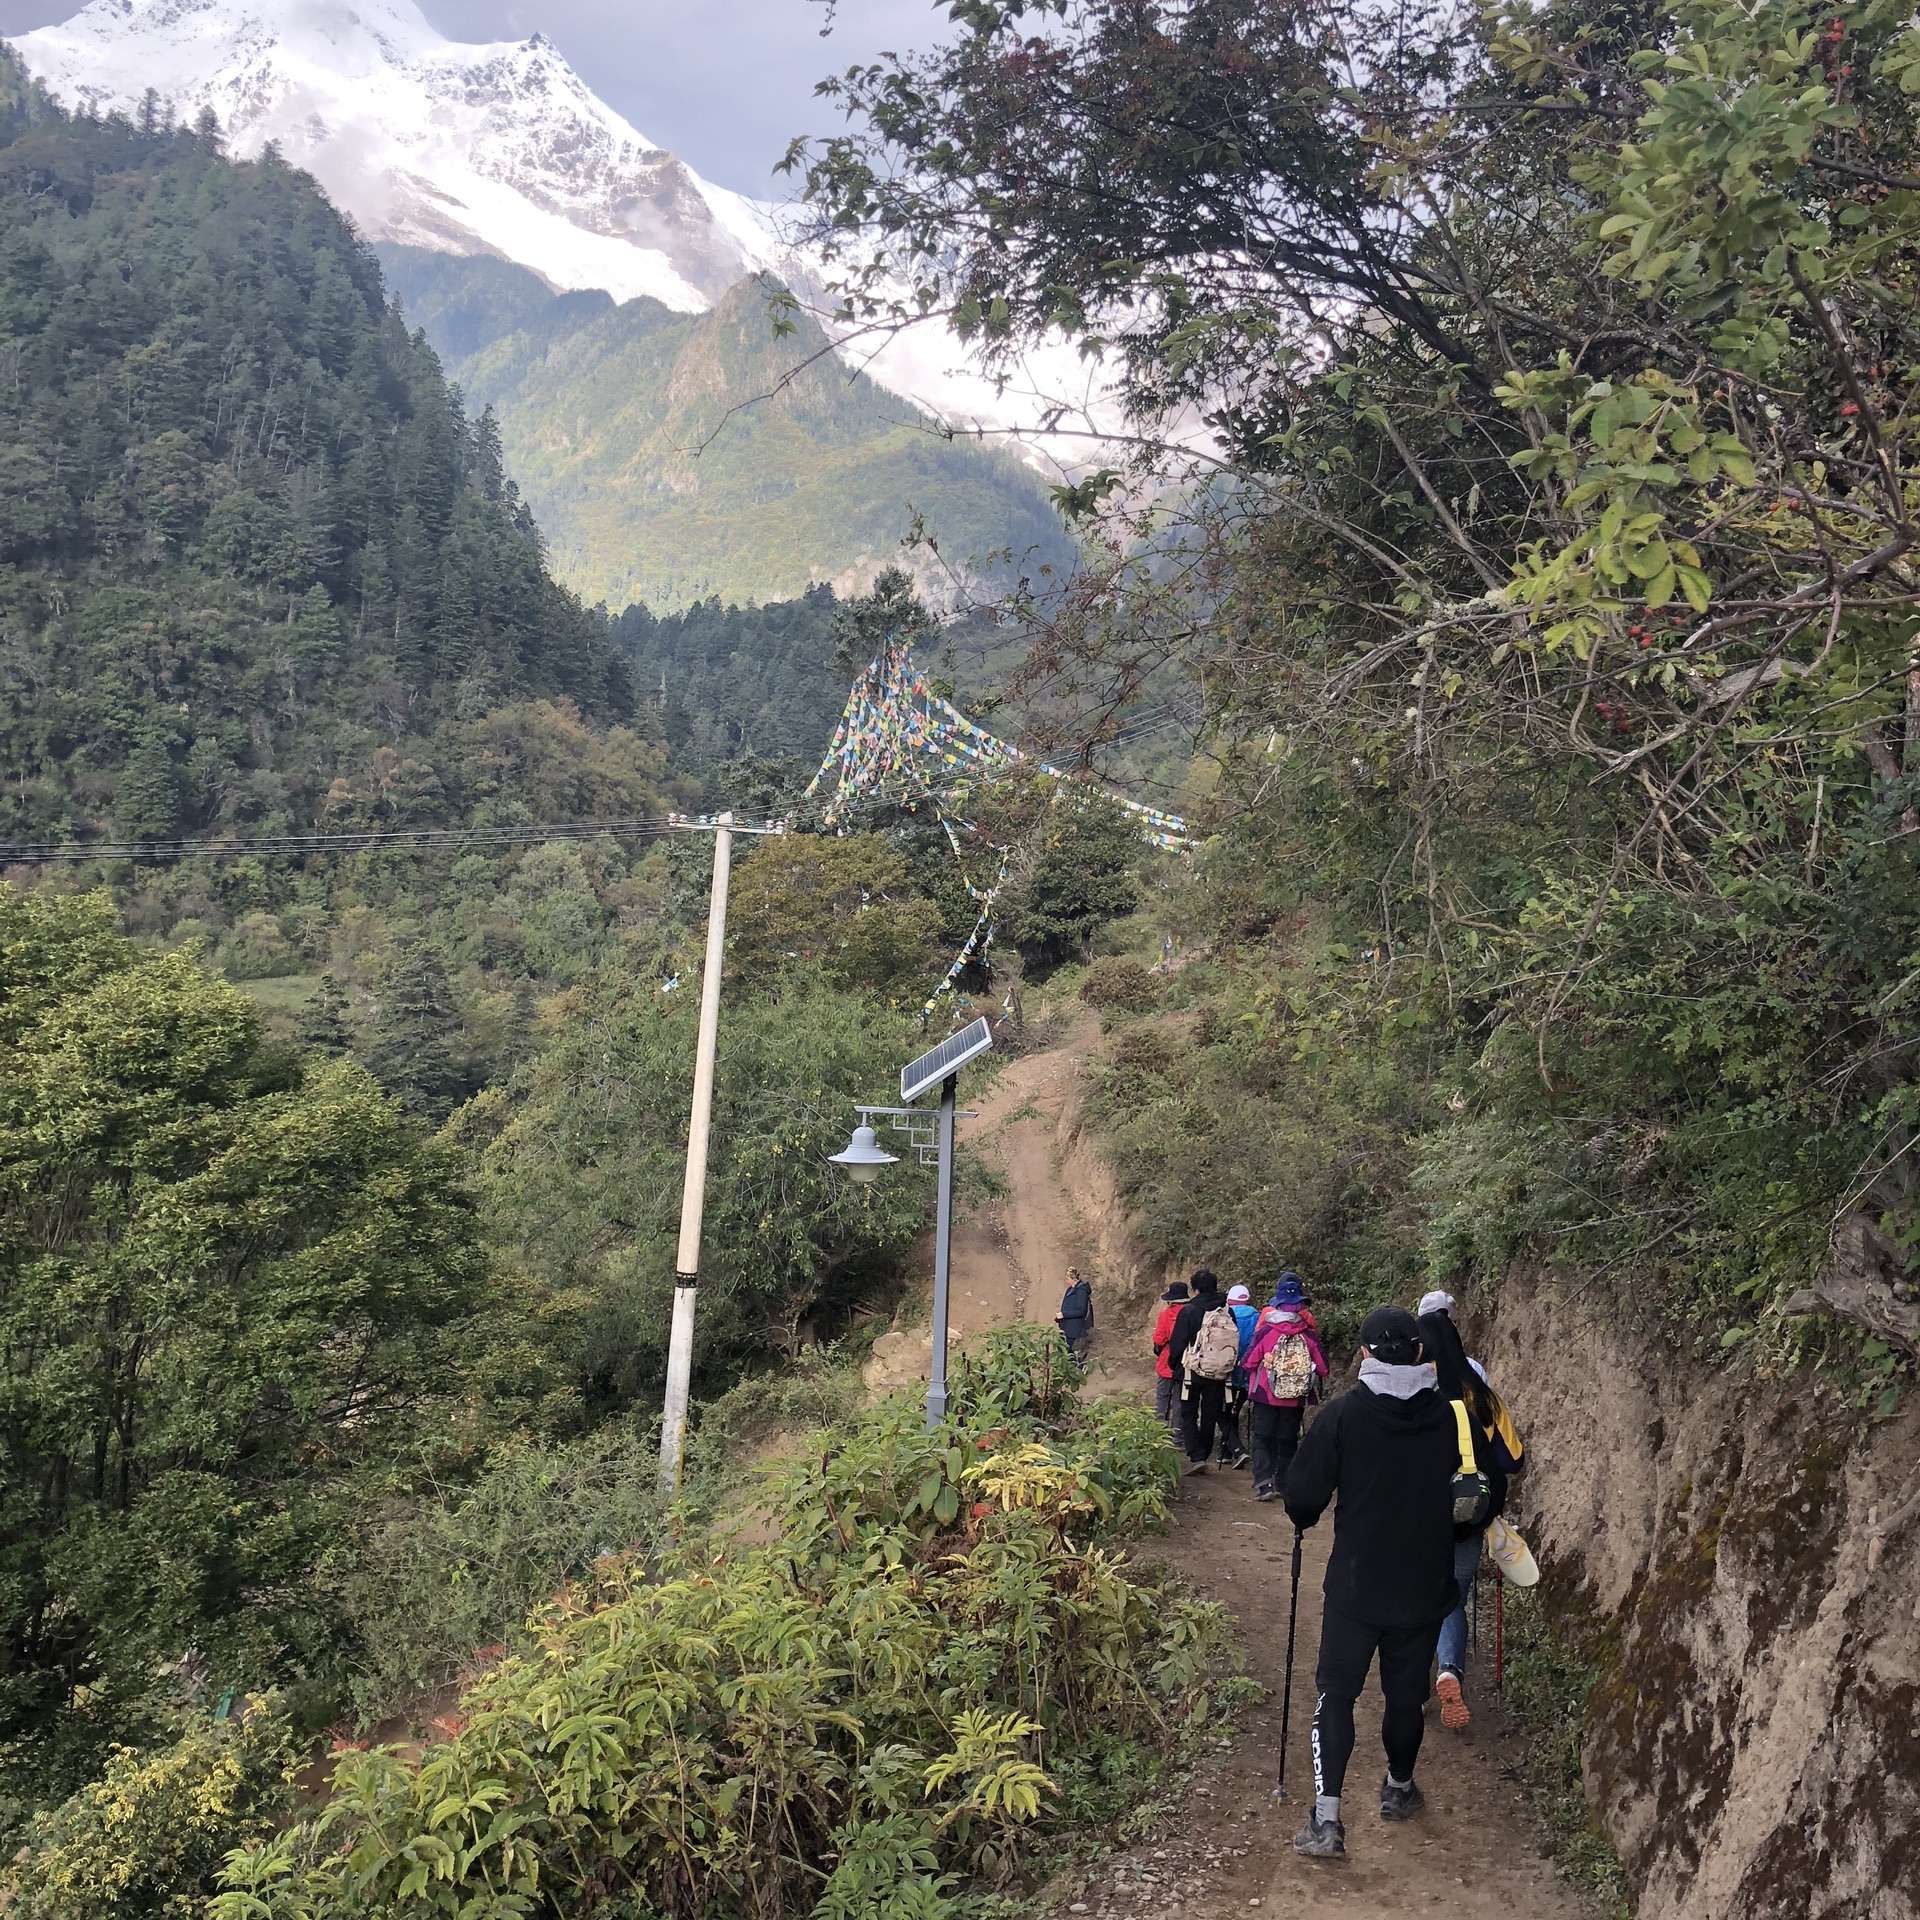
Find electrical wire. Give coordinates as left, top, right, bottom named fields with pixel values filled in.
left=0, top=814, right=780, bottom=866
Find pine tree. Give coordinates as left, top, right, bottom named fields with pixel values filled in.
left=295, top=973, right=352, bottom=1055
left=362, top=944, right=473, bottom=1118
left=473, top=405, right=506, bottom=503
left=116, top=726, right=181, bottom=842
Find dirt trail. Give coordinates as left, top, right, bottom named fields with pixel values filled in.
left=866, top=1009, right=1157, bottom=1396
left=1115, top=1472, right=1595, bottom=1920
left=947, top=1010, right=1104, bottom=1339
left=941, top=1014, right=1601, bottom=1919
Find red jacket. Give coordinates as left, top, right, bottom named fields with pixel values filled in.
left=1152, top=1302, right=1182, bottom=1379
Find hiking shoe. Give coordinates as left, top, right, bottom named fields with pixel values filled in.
left=1292, top=1814, right=1345, bottom=1857
left=1182, top=1461, right=1208, bottom=1477
left=1437, top=1670, right=1470, bottom=1732
left=1379, top=1776, right=1425, bottom=1822
left=1254, top=1482, right=1277, bottom=1501
left=1230, top=1451, right=1251, bottom=1469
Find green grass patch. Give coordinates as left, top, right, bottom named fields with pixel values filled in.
left=1495, top=1579, right=1634, bottom=1916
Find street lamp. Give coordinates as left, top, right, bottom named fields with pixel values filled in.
left=832, top=1015, right=995, bottom=1430
left=829, top=1125, right=899, bottom=1184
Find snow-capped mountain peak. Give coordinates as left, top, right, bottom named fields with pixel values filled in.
left=10, top=0, right=1128, bottom=461
left=10, top=0, right=777, bottom=309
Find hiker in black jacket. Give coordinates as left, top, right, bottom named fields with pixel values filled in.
left=1164, top=1269, right=1231, bottom=1475
left=1282, top=1304, right=1459, bottom=1859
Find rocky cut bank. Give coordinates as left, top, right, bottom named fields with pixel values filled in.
left=1477, top=1269, right=1920, bottom=1920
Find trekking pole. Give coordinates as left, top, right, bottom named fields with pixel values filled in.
left=1273, top=1525, right=1305, bottom=1798
left=1494, top=1578, right=1505, bottom=1691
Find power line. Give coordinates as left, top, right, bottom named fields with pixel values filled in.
left=0, top=814, right=785, bottom=866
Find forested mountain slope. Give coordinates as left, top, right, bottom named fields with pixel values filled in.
left=0, top=60, right=636, bottom=857
left=0, top=55, right=1003, bottom=1842
left=381, top=246, right=1078, bottom=612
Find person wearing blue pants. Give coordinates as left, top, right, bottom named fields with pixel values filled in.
left=1416, top=1291, right=1526, bottom=1733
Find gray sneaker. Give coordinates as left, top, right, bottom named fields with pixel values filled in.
left=1292, top=1814, right=1346, bottom=1857
left=1181, top=1460, right=1207, bottom=1477
left=1379, top=1776, right=1425, bottom=1822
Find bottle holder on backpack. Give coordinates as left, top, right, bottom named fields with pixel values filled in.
left=1450, top=1400, right=1491, bottom=1527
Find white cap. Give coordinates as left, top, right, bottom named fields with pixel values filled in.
left=1227, top=1284, right=1251, bottom=1303
left=1416, top=1289, right=1456, bottom=1318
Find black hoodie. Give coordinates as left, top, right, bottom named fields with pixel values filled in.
left=1282, top=1373, right=1459, bottom=1627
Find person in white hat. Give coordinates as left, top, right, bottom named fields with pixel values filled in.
left=1218, top=1284, right=1259, bottom=1468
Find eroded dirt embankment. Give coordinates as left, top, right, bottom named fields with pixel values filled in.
left=1479, top=1272, right=1920, bottom=1920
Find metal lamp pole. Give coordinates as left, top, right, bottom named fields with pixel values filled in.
left=833, top=1017, right=994, bottom=1433
left=927, top=1074, right=958, bottom=1425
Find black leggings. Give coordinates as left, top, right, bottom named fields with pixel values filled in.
left=1248, top=1401, right=1302, bottom=1489
left=1181, top=1377, right=1227, bottom=1461
left=1310, top=1605, right=1444, bottom=1800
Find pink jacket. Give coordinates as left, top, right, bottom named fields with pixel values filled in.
left=1244, top=1309, right=1329, bottom=1407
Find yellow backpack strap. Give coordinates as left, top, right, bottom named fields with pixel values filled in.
left=1450, top=1399, right=1477, bottom=1476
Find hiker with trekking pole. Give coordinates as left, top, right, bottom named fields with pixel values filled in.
left=1278, top=1304, right=1463, bottom=1858
left=1416, top=1290, right=1532, bottom=1732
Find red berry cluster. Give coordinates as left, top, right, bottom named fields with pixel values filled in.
left=1593, top=697, right=1637, bottom=732
left=1819, top=15, right=1851, bottom=79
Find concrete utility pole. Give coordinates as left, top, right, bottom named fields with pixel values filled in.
left=658, top=811, right=733, bottom=1494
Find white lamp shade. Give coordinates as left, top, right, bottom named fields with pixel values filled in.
left=829, top=1124, right=898, bottom=1184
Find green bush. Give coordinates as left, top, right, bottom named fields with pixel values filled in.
left=11, top=1698, right=299, bottom=1920
left=210, top=1328, right=1216, bottom=1920
left=329, top=1430, right=670, bottom=1728
left=1078, top=957, right=1159, bottom=1017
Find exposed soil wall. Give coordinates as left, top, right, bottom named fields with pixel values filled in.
left=1478, top=1270, right=1920, bottom=1920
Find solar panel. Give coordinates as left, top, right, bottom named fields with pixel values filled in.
left=901, top=1016, right=994, bottom=1104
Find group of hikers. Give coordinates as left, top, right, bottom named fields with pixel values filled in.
left=1061, top=1266, right=1530, bottom=1861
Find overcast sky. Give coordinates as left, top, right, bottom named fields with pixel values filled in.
left=0, top=0, right=947, bottom=195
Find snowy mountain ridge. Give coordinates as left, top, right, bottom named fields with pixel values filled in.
left=10, top=0, right=781, bottom=310
left=9, top=0, right=1123, bottom=465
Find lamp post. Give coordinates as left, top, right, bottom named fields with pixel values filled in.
left=832, top=1016, right=994, bottom=1431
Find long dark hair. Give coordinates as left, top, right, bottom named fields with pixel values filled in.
left=1419, top=1310, right=1492, bottom=1426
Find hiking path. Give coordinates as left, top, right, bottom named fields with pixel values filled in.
left=935, top=1011, right=1602, bottom=1920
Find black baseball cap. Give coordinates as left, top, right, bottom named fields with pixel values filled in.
left=1359, top=1304, right=1423, bottom=1363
